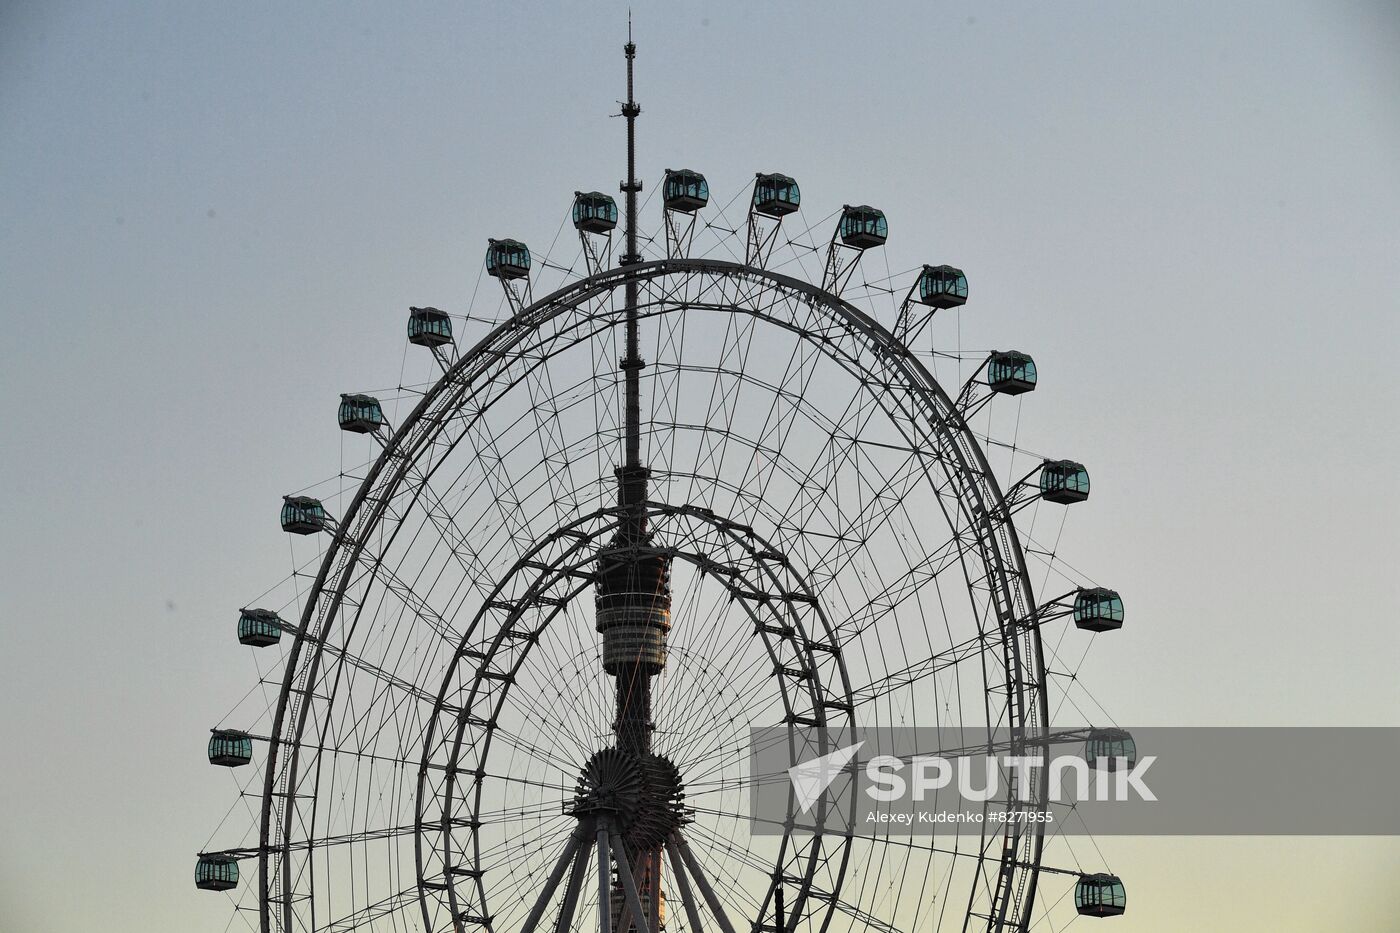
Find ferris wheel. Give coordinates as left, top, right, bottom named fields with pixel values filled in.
left=196, top=36, right=1132, bottom=933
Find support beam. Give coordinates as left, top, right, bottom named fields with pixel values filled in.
left=556, top=828, right=592, bottom=933
left=669, top=833, right=739, bottom=933
left=610, top=830, right=653, bottom=933
left=665, top=839, right=704, bottom=933
left=520, top=827, right=588, bottom=933
left=596, top=822, right=613, bottom=933
left=647, top=849, right=662, bottom=933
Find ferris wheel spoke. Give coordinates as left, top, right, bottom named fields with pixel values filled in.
left=485, top=721, right=592, bottom=776
left=685, top=310, right=762, bottom=512
left=750, top=356, right=904, bottom=550
left=656, top=589, right=780, bottom=713
left=400, top=469, right=503, bottom=604
left=466, top=419, right=547, bottom=556
left=353, top=556, right=465, bottom=646
left=319, top=882, right=424, bottom=933
left=468, top=791, right=574, bottom=822
left=797, top=443, right=946, bottom=592
left=833, top=534, right=973, bottom=645
left=849, top=625, right=998, bottom=708
left=516, top=351, right=595, bottom=528
left=291, top=621, right=450, bottom=715
left=653, top=648, right=784, bottom=771
left=496, top=636, right=610, bottom=763
left=721, top=314, right=822, bottom=512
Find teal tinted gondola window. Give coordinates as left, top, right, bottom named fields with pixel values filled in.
left=987, top=351, right=1036, bottom=394
left=196, top=856, right=239, bottom=891
left=754, top=174, right=800, bottom=215
left=487, top=239, right=531, bottom=279
left=408, top=307, right=452, bottom=347
left=238, top=608, right=283, bottom=647
left=919, top=265, right=968, bottom=304
left=663, top=170, right=709, bottom=212
left=1074, top=588, right=1124, bottom=630
left=839, top=206, right=888, bottom=248
left=1085, top=728, right=1136, bottom=769
left=573, top=192, right=618, bottom=232
left=1075, top=873, right=1126, bottom=916
left=208, top=730, right=253, bottom=766
left=339, top=394, right=385, bottom=433
left=1039, top=461, right=1090, bottom=502
left=281, top=496, right=328, bottom=533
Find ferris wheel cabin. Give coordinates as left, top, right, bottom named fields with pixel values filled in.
left=663, top=169, right=709, bottom=212
left=1085, top=728, right=1137, bottom=770
left=237, top=608, right=283, bottom=647
left=1075, top=873, right=1126, bottom=917
left=918, top=264, right=969, bottom=309
left=987, top=351, right=1037, bottom=395
left=838, top=205, right=888, bottom=249
left=486, top=238, right=531, bottom=280
left=1074, top=587, right=1124, bottom=632
left=338, top=394, right=385, bottom=434
left=281, top=496, right=329, bottom=534
left=572, top=191, right=618, bottom=234
left=1039, top=460, right=1090, bottom=504
left=753, top=173, right=800, bottom=217
left=407, top=306, right=452, bottom=348
left=208, top=730, right=253, bottom=767
left=195, top=855, right=239, bottom=892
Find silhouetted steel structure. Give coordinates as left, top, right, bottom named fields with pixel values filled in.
left=197, top=28, right=1130, bottom=933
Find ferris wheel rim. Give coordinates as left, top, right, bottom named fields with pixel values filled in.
left=255, top=256, right=1052, bottom=933
left=414, top=500, right=859, bottom=933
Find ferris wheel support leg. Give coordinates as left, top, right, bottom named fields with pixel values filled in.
left=520, top=825, right=589, bottom=933
left=610, top=827, right=654, bottom=933
left=596, top=820, right=614, bottom=933
left=556, top=829, right=592, bottom=933
left=668, top=833, right=739, bottom=933
left=647, top=849, right=662, bottom=933
left=665, top=836, right=705, bottom=933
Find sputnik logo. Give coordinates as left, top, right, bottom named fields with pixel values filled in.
left=787, top=741, right=864, bottom=813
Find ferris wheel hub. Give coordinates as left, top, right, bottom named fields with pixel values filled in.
left=571, top=747, right=689, bottom=851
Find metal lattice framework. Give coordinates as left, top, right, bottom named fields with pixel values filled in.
left=198, top=34, right=1128, bottom=933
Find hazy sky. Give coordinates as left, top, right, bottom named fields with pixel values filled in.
left=3, top=1, right=1399, bottom=930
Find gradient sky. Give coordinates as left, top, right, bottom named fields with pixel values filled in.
left=3, top=1, right=1399, bottom=930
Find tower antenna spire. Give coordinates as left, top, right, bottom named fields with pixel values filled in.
left=618, top=23, right=644, bottom=511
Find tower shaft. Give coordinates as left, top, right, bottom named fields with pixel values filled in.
left=593, top=30, right=671, bottom=933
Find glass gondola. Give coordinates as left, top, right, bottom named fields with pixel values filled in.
left=280, top=496, right=329, bottom=534
left=987, top=350, right=1036, bottom=395
left=753, top=173, right=800, bottom=217
left=918, top=264, right=968, bottom=308
left=1075, top=873, right=1126, bottom=917
left=237, top=608, right=283, bottom=647
left=838, top=205, right=887, bottom=249
left=572, top=191, right=619, bottom=233
left=663, top=169, right=709, bottom=212
left=1039, top=460, right=1090, bottom=504
left=407, top=306, right=452, bottom=348
left=1074, top=587, right=1124, bottom=632
left=486, top=238, right=531, bottom=280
